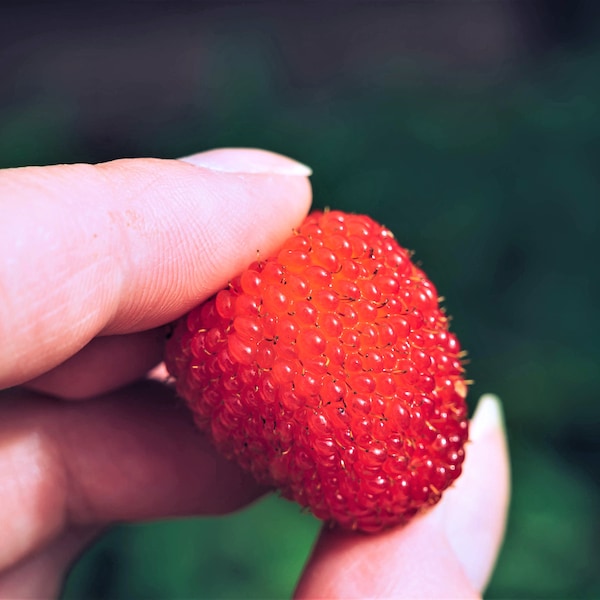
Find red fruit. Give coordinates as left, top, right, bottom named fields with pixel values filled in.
left=165, top=210, right=469, bottom=532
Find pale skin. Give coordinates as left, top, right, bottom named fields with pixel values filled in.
left=0, top=148, right=510, bottom=599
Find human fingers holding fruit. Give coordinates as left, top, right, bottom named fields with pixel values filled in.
left=0, top=149, right=509, bottom=599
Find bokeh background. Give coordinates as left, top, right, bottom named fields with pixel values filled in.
left=2, top=2, right=599, bottom=598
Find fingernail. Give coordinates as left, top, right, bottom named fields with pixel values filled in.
left=180, top=148, right=312, bottom=176
left=470, top=394, right=505, bottom=442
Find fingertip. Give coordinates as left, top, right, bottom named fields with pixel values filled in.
left=441, top=394, right=511, bottom=593
left=295, top=518, right=479, bottom=599
left=470, top=393, right=506, bottom=442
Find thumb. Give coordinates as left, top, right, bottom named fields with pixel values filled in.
left=295, top=394, right=510, bottom=599
left=0, top=148, right=312, bottom=387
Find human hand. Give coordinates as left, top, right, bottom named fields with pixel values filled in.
left=0, top=148, right=311, bottom=598
left=0, top=149, right=509, bottom=599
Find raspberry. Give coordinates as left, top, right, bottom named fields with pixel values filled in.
left=165, top=210, right=469, bottom=533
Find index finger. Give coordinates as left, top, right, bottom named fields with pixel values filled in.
left=0, top=149, right=312, bottom=388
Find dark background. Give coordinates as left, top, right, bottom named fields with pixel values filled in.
left=2, top=2, right=599, bottom=598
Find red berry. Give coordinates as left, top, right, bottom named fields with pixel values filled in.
left=165, top=211, right=469, bottom=533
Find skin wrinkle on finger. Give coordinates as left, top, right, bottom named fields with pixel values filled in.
left=0, top=157, right=311, bottom=388
left=139, top=170, right=297, bottom=313
left=155, top=176, right=227, bottom=306
left=95, top=161, right=185, bottom=326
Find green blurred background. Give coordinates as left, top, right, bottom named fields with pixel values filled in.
left=2, top=2, right=599, bottom=598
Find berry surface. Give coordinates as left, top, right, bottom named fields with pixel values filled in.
left=165, top=210, right=469, bottom=532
